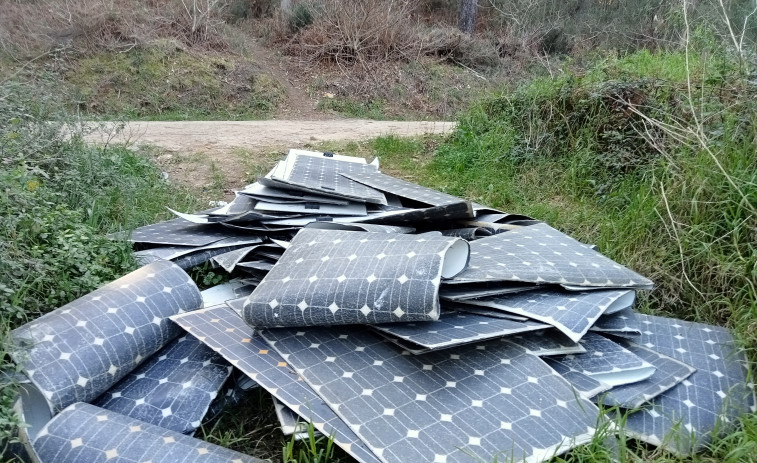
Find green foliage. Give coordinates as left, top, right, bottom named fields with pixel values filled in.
left=289, top=3, right=315, bottom=33
left=0, top=79, right=200, bottom=449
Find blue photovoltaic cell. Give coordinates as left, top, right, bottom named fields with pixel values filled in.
left=372, top=311, right=548, bottom=350
left=10, top=260, right=202, bottom=414
left=260, top=326, right=600, bottom=463
left=620, top=314, right=756, bottom=454
left=32, top=403, right=261, bottom=463
left=170, top=306, right=381, bottom=463
left=94, top=335, right=232, bottom=435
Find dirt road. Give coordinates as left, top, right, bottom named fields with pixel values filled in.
left=87, top=120, right=456, bottom=153
left=85, top=120, right=455, bottom=200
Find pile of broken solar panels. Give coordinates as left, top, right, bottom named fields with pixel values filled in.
left=8, top=149, right=755, bottom=463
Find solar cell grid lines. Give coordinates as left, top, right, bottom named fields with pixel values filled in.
left=243, top=229, right=469, bottom=328
left=10, top=260, right=202, bottom=414
left=372, top=311, right=549, bottom=350
left=462, top=289, right=636, bottom=342
left=93, top=335, right=232, bottom=435
left=260, top=326, right=601, bottom=463
left=32, top=402, right=262, bottom=463
left=620, top=315, right=756, bottom=454
left=169, top=306, right=381, bottom=463
left=451, top=222, right=653, bottom=288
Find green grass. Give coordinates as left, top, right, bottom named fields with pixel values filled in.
left=58, top=40, right=285, bottom=120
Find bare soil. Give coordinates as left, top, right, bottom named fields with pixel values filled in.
left=85, top=120, right=455, bottom=199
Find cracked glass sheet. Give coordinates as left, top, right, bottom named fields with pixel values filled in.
left=239, top=182, right=351, bottom=205
left=243, top=229, right=469, bottom=328
left=261, top=152, right=387, bottom=205
left=462, top=289, right=636, bottom=342
left=124, top=218, right=240, bottom=246
left=93, top=335, right=232, bottom=435
left=508, top=329, right=587, bottom=356
left=173, top=246, right=250, bottom=270
left=548, top=333, right=655, bottom=387
left=619, top=314, right=756, bottom=454
left=201, top=279, right=257, bottom=309
left=371, top=312, right=549, bottom=350
left=169, top=306, right=381, bottom=463
left=594, top=340, right=695, bottom=409
left=10, top=260, right=202, bottom=414
left=544, top=358, right=612, bottom=400
left=449, top=222, right=654, bottom=289
left=210, top=192, right=256, bottom=216
left=260, top=326, right=600, bottom=463
left=305, top=222, right=416, bottom=234
left=32, top=402, right=261, bottom=463
left=590, top=307, right=641, bottom=337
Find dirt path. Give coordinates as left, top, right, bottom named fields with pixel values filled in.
left=86, top=120, right=455, bottom=200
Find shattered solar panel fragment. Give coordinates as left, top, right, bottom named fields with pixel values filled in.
left=450, top=222, right=653, bottom=289
left=262, top=151, right=387, bottom=204
left=243, top=229, right=469, bottom=328
left=462, top=289, right=636, bottom=342
left=545, top=358, right=612, bottom=400
left=549, top=333, right=655, bottom=387
left=32, top=402, right=261, bottom=463
left=10, top=260, right=202, bottom=414
left=508, top=329, right=587, bottom=356
left=125, top=218, right=236, bottom=246
left=94, top=335, right=232, bottom=435
left=372, top=312, right=549, bottom=350
left=620, top=315, right=756, bottom=454
left=260, top=326, right=600, bottom=463
left=590, top=307, right=641, bottom=337
left=593, top=340, right=695, bottom=409
left=170, top=307, right=381, bottom=463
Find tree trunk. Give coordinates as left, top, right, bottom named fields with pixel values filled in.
left=281, top=0, right=292, bottom=24
left=459, top=0, right=478, bottom=34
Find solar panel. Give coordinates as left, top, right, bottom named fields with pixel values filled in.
left=243, top=229, right=469, bottom=328
left=548, top=333, right=656, bottom=387
left=201, top=279, right=257, bottom=309
left=619, top=314, right=756, bottom=454
left=10, top=260, right=202, bottom=414
left=544, top=358, right=612, bottom=399
left=32, top=402, right=261, bottom=463
left=372, top=312, right=549, bottom=350
left=593, top=339, right=695, bottom=409
left=508, top=329, right=587, bottom=356
left=450, top=223, right=654, bottom=289
left=169, top=306, right=381, bottom=463
left=438, top=283, right=537, bottom=301
left=341, top=170, right=466, bottom=206
left=93, top=335, right=232, bottom=435
left=259, top=326, right=600, bottom=463
left=463, top=289, right=636, bottom=342
left=262, top=151, right=387, bottom=204
left=590, top=307, right=641, bottom=337
left=123, top=218, right=237, bottom=246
